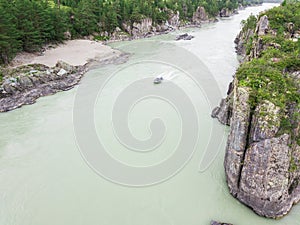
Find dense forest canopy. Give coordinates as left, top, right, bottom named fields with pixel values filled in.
left=0, top=0, right=264, bottom=64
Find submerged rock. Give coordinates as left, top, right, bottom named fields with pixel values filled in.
left=175, top=33, right=195, bottom=41
left=211, top=221, right=233, bottom=225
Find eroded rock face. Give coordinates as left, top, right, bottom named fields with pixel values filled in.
left=238, top=134, right=293, bottom=218
left=0, top=62, right=85, bottom=112
left=235, top=29, right=254, bottom=58
left=235, top=16, right=271, bottom=61
left=211, top=82, right=234, bottom=125
left=120, top=12, right=180, bottom=40
left=219, top=8, right=233, bottom=17
left=255, top=15, right=269, bottom=36
left=192, top=6, right=209, bottom=24
left=132, top=18, right=153, bottom=38
left=212, top=77, right=300, bottom=218
left=225, top=85, right=251, bottom=196
left=249, top=101, right=280, bottom=143
left=167, top=10, right=180, bottom=28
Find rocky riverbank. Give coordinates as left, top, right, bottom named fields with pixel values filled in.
left=102, top=6, right=215, bottom=42
left=0, top=49, right=129, bottom=112
left=213, top=3, right=300, bottom=219
left=0, top=3, right=260, bottom=113
left=95, top=4, right=253, bottom=42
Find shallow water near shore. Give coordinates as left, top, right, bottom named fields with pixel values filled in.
left=1, top=3, right=299, bottom=225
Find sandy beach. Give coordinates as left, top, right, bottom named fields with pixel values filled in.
left=11, top=40, right=123, bottom=67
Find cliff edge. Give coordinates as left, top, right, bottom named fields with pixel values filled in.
left=212, top=2, right=300, bottom=218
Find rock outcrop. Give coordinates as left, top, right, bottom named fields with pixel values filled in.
left=213, top=78, right=300, bottom=218
left=234, top=15, right=270, bottom=61
left=118, top=9, right=182, bottom=40
left=255, top=15, right=269, bottom=36
left=211, top=221, right=233, bottom=225
left=213, top=9, right=300, bottom=216
left=192, top=6, right=209, bottom=24
left=109, top=6, right=217, bottom=41
left=166, top=10, right=180, bottom=28
left=175, top=33, right=195, bottom=41
left=211, top=82, right=234, bottom=125
left=0, top=61, right=86, bottom=112
left=234, top=28, right=254, bottom=59
left=219, top=8, right=237, bottom=17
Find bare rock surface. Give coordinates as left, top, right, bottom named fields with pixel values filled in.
left=192, top=6, right=209, bottom=24
left=212, top=72, right=300, bottom=218
left=211, top=220, right=233, bottom=225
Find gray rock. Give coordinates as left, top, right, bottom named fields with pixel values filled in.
left=0, top=62, right=85, bottom=112
left=235, top=29, right=254, bottom=60
left=211, top=97, right=232, bottom=125
left=3, top=83, right=17, bottom=94
left=63, top=31, right=71, bottom=40
left=238, top=134, right=294, bottom=218
left=57, top=68, right=67, bottom=76
left=56, top=60, right=75, bottom=72
left=192, top=6, right=209, bottom=24
left=175, top=33, right=194, bottom=41
left=211, top=221, right=233, bottom=225
left=249, top=101, right=280, bottom=143
left=18, top=76, right=33, bottom=88
left=211, top=82, right=234, bottom=125
left=225, top=86, right=251, bottom=196
left=255, top=15, right=269, bottom=36
left=219, top=8, right=233, bottom=17
left=132, top=18, right=153, bottom=38
left=212, top=71, right=300, bottom=218
left=168, top=10, right=180, bottom=28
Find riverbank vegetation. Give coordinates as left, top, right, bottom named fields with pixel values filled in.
left=236, top=1, right=300, bottom=142
left=0, top=0, right=264, bottom=65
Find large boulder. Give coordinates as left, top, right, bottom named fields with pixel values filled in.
left=255, top=15, right=269, bottom=36
left=175, top=33, right=194, bottom=41
left=56, top=60, right=75, bottom=73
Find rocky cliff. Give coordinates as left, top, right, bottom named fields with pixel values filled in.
left=104, top=6, right=213, bottom=41
left=213, top=4, right=300, bottom=218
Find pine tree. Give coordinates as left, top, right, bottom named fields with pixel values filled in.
left=0, top=0, right=21, bottom=63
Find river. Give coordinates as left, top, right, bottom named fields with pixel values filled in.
left=1, top=3, right=299, bottom=225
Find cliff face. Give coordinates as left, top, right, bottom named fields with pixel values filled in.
left=219, top=82, right=300, bottom=218
left=213, top=5, right=300, bottom=218
left=106, top=6, right=213, bottom=41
